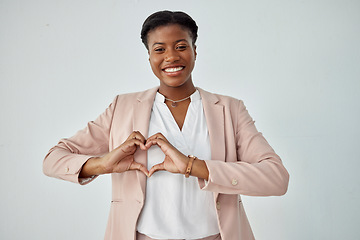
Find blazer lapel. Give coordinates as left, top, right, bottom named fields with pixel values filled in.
left=198, top=88, right=225, bottom=201
left=198, top=88, right=225, bottom=161
left=132, top=87, right=158, bottom=199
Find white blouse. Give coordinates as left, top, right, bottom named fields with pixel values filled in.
left=136, top=90, right=219, bottom=239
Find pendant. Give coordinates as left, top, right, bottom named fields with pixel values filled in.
left=171, top=102, right=177, bottom=107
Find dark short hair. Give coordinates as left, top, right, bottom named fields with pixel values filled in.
left=141, top=10, right=198, bottom=49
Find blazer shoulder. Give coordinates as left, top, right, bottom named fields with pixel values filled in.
left=198, top=87, right=244, bottom=108
left=114, top=87, right=159, bottom=104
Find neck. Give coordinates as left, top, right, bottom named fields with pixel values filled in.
left=158, top=81, right=196, bottom=101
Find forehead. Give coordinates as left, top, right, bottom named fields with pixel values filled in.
left=147, top=24, right=192, bottom=45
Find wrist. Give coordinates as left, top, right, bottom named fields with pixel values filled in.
left=97, top=156, right=111, bottom=175
left=80, top=157, right=102, bottom=178
left=188, top=158, right=209, bottom=181
left=184, top=155, right=196, bottom=178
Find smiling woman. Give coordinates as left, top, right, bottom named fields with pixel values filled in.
left=43, top=10, right=289, bottom=240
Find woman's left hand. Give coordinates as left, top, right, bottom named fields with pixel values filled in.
left=145, top=132, right=189, bottom=177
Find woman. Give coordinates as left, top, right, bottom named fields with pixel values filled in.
left=43, top=10, right=289, bottom=240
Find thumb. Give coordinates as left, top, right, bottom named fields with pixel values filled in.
left=129, top=161, right=149, bottom=177
left=149, top=162, right=165, bottom=177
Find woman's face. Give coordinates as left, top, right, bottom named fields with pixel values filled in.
left=147, top=24, right=197, bottom=91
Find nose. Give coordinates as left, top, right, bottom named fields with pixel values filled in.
left=164, top=49, right=180, bottom=62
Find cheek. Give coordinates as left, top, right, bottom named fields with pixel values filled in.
left=149, top=55, right=160, bottom=67
left=149, top=60, right=161, bottom=76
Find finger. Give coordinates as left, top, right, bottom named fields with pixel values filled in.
left=129, top=132, right=147, bottom=150
left=145, top=139, right=161, bottom=149
left=126, top=131, right=138, bottom=141
left=139, top=165, right=150, bottom=177
left=126, top=160, right=132, bottom=171
left=132, top=138, right=147, bottom=150
left=149, top=162, right=165, bottom=177
left=133, top=131, right=146, bottom=143
left=144, top=138, right=157, bottom=149
left=127, top=131, right=146, bottom=143
left=145, top=138, right=169, bottom=150
left=129, top=162, right=149, bottom=177
left=145, top=137, right=162, bottom=147
left=146, top=132, right=168, bottom=142
left=123, top=138, right=147, bottom=151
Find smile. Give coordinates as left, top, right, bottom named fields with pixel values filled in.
left=163, top=66, right=184, bottom=73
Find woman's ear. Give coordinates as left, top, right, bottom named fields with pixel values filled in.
left=194, top=45, right=197, bottom=60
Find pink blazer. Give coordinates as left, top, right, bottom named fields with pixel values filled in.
left=43, top=87, right=289, bottom=240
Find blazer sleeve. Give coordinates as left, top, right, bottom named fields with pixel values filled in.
left=43, top=96, right=118, bottom=185
left=200, top=100, right=289, bottom=196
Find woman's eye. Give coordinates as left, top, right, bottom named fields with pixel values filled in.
left=176, top=45, right=187, bottom=50
left=154, top=48, right=165, bottom=52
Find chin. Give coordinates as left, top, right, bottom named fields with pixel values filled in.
left=161, top=79, right=189, bottom=88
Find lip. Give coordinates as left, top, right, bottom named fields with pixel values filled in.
left=162, top=64, right=185, bottom=76
left=162, top=64, right=185, bottom=71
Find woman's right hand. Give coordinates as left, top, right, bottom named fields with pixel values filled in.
left=79, top=131, right=149, bottom=178
left=102, top=131, right=149, bottom=176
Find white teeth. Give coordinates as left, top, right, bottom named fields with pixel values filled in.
left=164, top=67, right=184, bottom=73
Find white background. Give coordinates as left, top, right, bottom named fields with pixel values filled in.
left=1, top=0, right=359, bottom=239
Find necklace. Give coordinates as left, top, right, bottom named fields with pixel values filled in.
left=164, top=95, right=191, bottom=107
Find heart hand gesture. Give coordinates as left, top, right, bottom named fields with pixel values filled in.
left=80, top=132, right=209, bottom=180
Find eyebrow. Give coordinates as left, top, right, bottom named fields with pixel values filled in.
left=152, top=39, right=189, bottom=47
